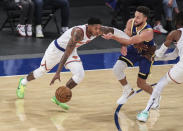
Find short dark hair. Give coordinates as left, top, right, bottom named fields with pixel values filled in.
left=175, top=11, right=183, bottom=27
left=88, top=17, right=102, bottom=25
left=136, top=6, right=150, bottom=18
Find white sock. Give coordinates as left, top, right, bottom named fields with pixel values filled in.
left=21, top=77, right=28, bottom=86
left=144, top=76, right=169, bottom=112
left=123, top=83, right=132, bottom=91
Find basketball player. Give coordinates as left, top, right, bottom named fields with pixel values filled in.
left=16, top=17, right=130, bottom=110
left=137, top=11, right=183, bottom=122
left=102, top=6, right=160, bottom=108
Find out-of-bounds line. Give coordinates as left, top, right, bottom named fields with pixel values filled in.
left=114, top=83, right=157, bottom=131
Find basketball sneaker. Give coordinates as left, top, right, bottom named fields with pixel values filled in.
left=136, top=111, right=149, bottom=122
left=151, top=96, right=161, bottom=109
left=16, top=24, right=26, bottom=37
left=26, top=24, right=32, bottom=37
left=117, top=88, right=135, bottom=104
left=51, top=96, right=69, bottom=110
left=16, top=78, right=26, bottom=99
left=36, top=25, right=44, bottom=38
left=153, top=24, right=168, bottom=34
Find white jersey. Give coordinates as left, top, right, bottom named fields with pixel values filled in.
left=57, top=24, right=96, bottom=49
left=177, top=28, right=183, bottom=60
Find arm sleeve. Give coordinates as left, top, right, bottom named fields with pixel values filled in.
left=113, top=28, right=130, bottom=39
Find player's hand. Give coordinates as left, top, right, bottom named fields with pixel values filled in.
left=102, top=33, right=114, bottom=40
left=50, top=73, right=61, bottom=85
left=121, top=46, right=127, bottom=56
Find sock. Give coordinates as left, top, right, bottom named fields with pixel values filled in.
left=123, top=83, right=132, bottom=91
left=21, top=77, right=28, bottom=86
left=143, top=76, right=169, bottom=112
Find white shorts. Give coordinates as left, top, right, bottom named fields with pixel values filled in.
left=167, top=61, right=183, bottom=84
left=41, top=41, right=82, bottom=71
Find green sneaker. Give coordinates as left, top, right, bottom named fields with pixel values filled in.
left=136, top=111, right=149, bottom=122
left=51, top=96, right=69, bottom=110
left=16, top=78, right=26, bottom=99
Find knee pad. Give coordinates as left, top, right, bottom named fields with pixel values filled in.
left=113, top=60, right=127, bottom=80
left=33, top=66, right=47, bottom=79
left=72, top=69, right=85, bottom=84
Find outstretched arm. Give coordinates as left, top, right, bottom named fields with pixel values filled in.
left=155, top=30, right=177, bottom=57
left=102, top=28, right=153, bottom=45
left=50, top=28, right=84, bottom=85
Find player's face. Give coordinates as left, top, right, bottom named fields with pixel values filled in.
left=134, top=11, right=147, bottom=27
left=90, top=24, right=101, bottom=36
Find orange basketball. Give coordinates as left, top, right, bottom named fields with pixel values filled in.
left=55, top=86, right=72, bottom=103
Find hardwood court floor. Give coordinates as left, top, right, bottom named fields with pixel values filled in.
left=0, top=65, right=183, bottom=131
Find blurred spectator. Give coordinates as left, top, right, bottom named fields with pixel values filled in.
left=163, top=0, right=179, bottom=32
left=111, top=0, right=168, bottom=34
left=33, top=0, right=70, bottom=38
left=15, top=0, right=34, bottom=37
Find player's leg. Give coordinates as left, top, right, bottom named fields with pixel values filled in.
left=17, top=41, right=64, bottom=98
left=113, top=46, right=138, bottom=104
left=137, top=57, right=161, bottom=109
left=137, top=62, right=183, bottom=122
left=65, top=62, right=85, bottom=89
left=137, top=57, right=153, bottom=94
left=137, top=74, right=171, bottom=122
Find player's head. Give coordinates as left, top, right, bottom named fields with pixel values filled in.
left=87, top=17, right=102, bottom=36
left=134, top=6, right=150, bottom=27
left=175, top=11, right=183, bottom=28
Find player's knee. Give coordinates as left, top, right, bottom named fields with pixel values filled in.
left=113, top=60, right=127, bottom=80
left=33, top=66, right=47, bottom=79
left=73, top=70, right=85, bottom=84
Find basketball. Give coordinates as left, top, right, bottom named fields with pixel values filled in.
left=55, top=86, right=72, bottom=103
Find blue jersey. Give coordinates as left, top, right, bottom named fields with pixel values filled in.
left=117, top=19, right=155, bottom=80
left=131, top=19, right=154, bottom=46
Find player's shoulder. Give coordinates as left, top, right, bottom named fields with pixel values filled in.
left=72, top=27, right=84, bottom=35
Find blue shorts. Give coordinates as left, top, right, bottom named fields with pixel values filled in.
left=118, top=45, right=153, bottom=79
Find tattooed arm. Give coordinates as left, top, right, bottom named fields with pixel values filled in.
left=50, top=28, right=84, bottom=85
left=99, top=26, right=114, bottom=35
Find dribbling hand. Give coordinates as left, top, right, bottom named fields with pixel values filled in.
left=50, top=73, right=61, bottom=85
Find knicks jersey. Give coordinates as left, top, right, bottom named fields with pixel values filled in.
left=176, top=28, right=183, bottom=60
left=57, top=25, right=96, bottom=49
left=131, top=20, right=155, bottom=46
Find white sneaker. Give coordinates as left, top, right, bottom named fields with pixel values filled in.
left=26, top=24, right=32, bottom=37
left=136, top=111, right=149, bottom=122
left=17, top=24, right=26, bottom=37
left=153, top=24, right=168, bottom=34
left=60, top=27, right=69, bottom=34
left=36, top=25, right=44, bottom=38
left=151, top=96, right=161, bottom=109
left=117, top=87, right=135, bottom=104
